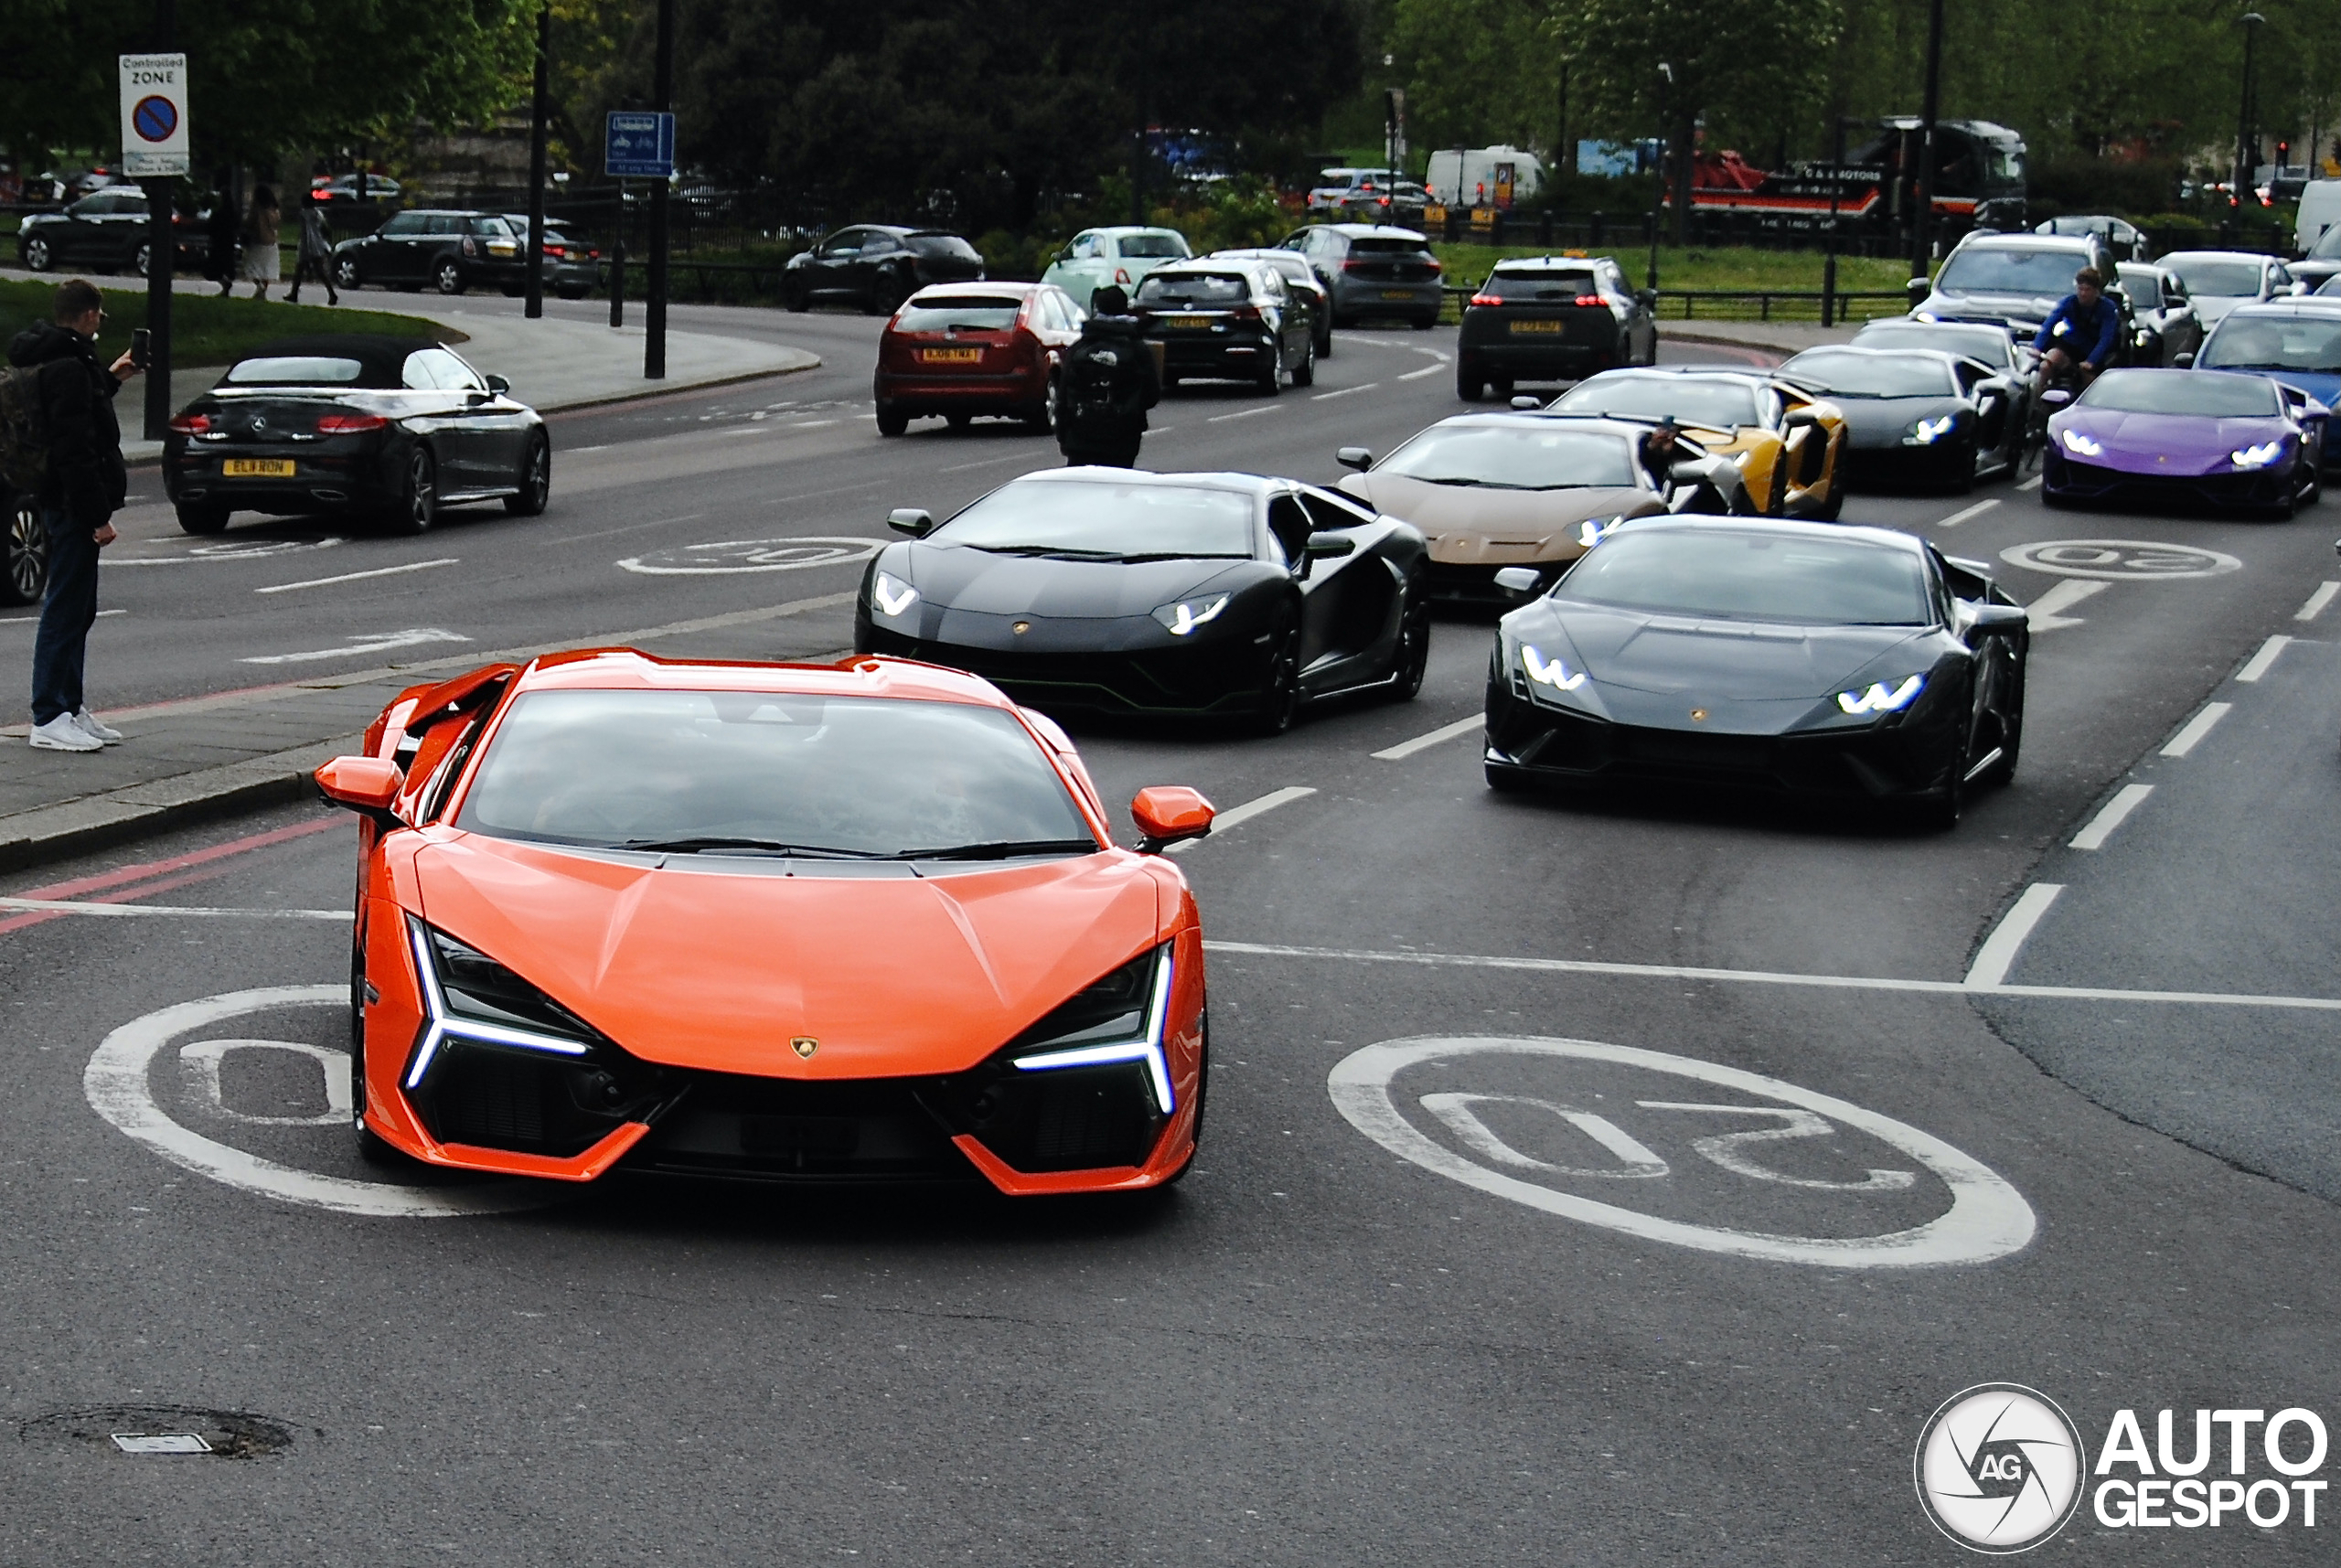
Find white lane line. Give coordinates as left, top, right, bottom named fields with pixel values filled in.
left=1934, top=499, right=2000, bottom=528
left=2236, top=634, right=2292, bottom=683
left=1166, top=785, right=1316, bottom=855
left=2016, top=474, right=2044, bottom=491
left=940, top=453, right=1028, bottom=473
left=2069, top=784, right=2154, bottom=851
left=241, top=627, right=472, bottom=665
left=254, top=558, right=458, bottom=595
left=1, top=609, right=125, bottom=626
left=1373, top=715, right=1483, bottom=761
left=1203, top=939, right=2341, bottom=1012
left=2296, top=581, right=2340, bottom=621
left=2161, top=702, right=2231, bottom=758
left=1310, top=383, right=1381, bottom=400
left=2026, top=578, right=2107, bottom=631
left=1206, top=406, right=1283, bottom=423
left=1963, top=884, right=2063, bottom=988
left=0, top=897, right=347, bottom=921
left=1395, top=364, right=1444, bottom=381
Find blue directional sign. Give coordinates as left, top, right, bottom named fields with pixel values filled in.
left=604, top=112, right=675, bottom=179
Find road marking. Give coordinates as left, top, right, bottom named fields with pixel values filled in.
left=940, top=453, right=1032, bottom=473
left=0, top=608, right=125, bottom=626
left=2024, top=578, right=2106, bottom=631
left=1310, top=383, right=1380, bottom=400
left=1962, top=884, right=2063, bottom=988
left=0, top=897, right=348, bottom=920
left=1373, top=714, right=1482, bottom=761
left=0, top=817, right=343, bottom=936
left=2068, top=784, right=2153, bottom=850
left=2235, top=634, right=2291, bottom=683
left=107, top=537, right=344, bottom=568
left=2016, top=475, right=2043, bottom=491
left=240, top=627, right=472, bottom=665
left=254, top=558, right=458, bottom=594
left=1330, top=1037, right=2036, bottom=1268
left=1934, top=499, right=2000, bottom=528
left=180, top=1038, right=350, bottom=1126
left=2161, top=701, right=2231, bottom=758
left=1166, top=785, right=1315, bottom=854
left=2001, top=539, right=2240, bottom=581
left=1206, top=406, right=1282, bottom=423
left=2296, top=581, right=2339, bottom=621
left=618, top=536, right=884, bottom=575
left=1395, top=364, right=1444, bottom=381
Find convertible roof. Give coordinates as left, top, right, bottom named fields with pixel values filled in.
left=231, top=334, right=445, bottom=387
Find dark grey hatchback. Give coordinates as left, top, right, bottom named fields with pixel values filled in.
left=1456, top=256, right=1659, bottom=400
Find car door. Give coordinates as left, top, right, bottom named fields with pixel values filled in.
left=856, top=230, right=903, bottom=303
left=52, top=194, right=109, bottom=265
left=1298, top=486, right=1404, bottom=682
left=2163, top=277, right=2203, bottom=361
left=1268, top=491, right=1356, bottom=687
left=368, top=211, right=427, bottom=283
left=810, top=228, right=864, bottom=295
left=436, top=348, right=530, bottom=492
left=400, top=348, right=489, bottom=489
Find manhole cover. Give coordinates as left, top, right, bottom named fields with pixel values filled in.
left=20, top=1405, right=295, bottom=1459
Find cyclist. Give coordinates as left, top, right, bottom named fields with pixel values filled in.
left=2032, top=267, right=2120, bottom=401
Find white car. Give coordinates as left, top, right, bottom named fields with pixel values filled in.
left=1038, top=227, right=1192, bottom=312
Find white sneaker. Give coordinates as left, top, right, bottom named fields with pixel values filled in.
left=28, top=715, right=103, bottom=752
left=71, top=708, right=123, bottom=743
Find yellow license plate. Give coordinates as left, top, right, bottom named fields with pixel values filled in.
left=1381, top=289, right=1415, bottom=300
left=222, top=458, right=295, bottom=477
left=1508, top=319, right=1567, bottom=335
left=919, top=347, right=982, bottom=364
left=1165, top=315, right=1213, bottom=330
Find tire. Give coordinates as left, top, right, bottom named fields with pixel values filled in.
left=782, top=276, right=810, bottom=313
left=134, top=242, right=152, bottom=279
left=1256, top=341, right=1283, bottom=396
left=556, top=285, right=588, bottom=301
left=1248, top=607, right=1302, bottom=736
left=1290, top=335, right=1315, bottom=388
left=1457, top=365, right=1486, bottom=401
left=876, top=405, right=909, bottom=437
left=1491, top=377, right=1516, bottom=401
left=870, top=272, right=909, bottom=316
left=1022, top=376, right=1059, bottom=433
left=1413, top=315, right=1438, bottom=330
left=22, top=236, right=51, bottom=272
left=433, top=257, right=465, bottom=295
left=1384, top=577, right=1429, bottom=702
left=334, top=256, right=360, bottom=291
left=350, top=944, right=407, bottom=1167
left=502, top=433, right=551, bottom=516
left=3, top=492, right=47, bottom=605
left=1316, top=322, right=1333, bottom=360
left=174, top=502, right=230, bottom=536
left=1947, top=438, right=1977, bottom=494
left=946, top=412, right=971, bottom=431
left=390, top=445, right=438, bottom=534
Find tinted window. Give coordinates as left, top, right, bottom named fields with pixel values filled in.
left=2163, top=258, right=2265, bottom=297
left=1553, top=375, right=1760, bottom=428
left=1378, top=423, right=1641, bottom=489
left=1347, top=237, right=1429, bottom=256
left=225, top=356, right=366, bottom=385
left=1135, top=272, right=1249, bottom=304
left=469, top=216, right=513, bottom=236
left=1555, top=530, right=1932, bottom=626
left=2079, top=369, right=2282, bottom=416
left=905, top=232, right=981, bottom=261
left=1484, top=270, right=1598, bottom=300
left=379, top=212, right=427, bottom=235
left=1933, top=245, right=2087, bottom=294
left=457, top=691, right=1096, bottom=858
left=1117, top=232, right=1188, bottom=259
left=895, top=298, right=1022, bottom=332
left=1782, top=351, right=1956, bottom=398
left=940, top=478, right=1255, bottom=560
left=2198, top=315, right=2341, bottom=373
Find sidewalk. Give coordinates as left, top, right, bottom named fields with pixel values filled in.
left=1658, top=320, right=1858, bottom=358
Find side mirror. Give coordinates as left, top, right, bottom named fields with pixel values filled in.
left=2291, top=281, right=2311, bottom=296
left=1492, top=566, right=1542, bottom=596
left=2171, top=350, right=2195, bottom=368
left=1131, top=785, right=1214, bottom=853
left=1304, top=533, right=1356, bottom=558
left=886, top=507, right=934, bottom=538
left=314, top=755, right=402, bottom=821
left=1335, top=445, right=1374, bottom=471
left=1964, top=602, right=2029, bottom=637
left=1510, top=394, right=1543, bottom=411
left=484, top=373, right=510, bottom=396
left=1635, top=287, right=1658, bottom=309
left=2038, top=388, right=2072, bottom=407
left=1906, top=277, right=1931, bottom=309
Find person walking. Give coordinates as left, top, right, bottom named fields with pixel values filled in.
left=6, top=280, right=137, bottom=752
left=241, top=184, right=282, bottom=300
left=285, top=194, right=337, bottom=305
left=205, top=171, right=239, bottom=296
left=1055, top=285, right=1160, bottom=469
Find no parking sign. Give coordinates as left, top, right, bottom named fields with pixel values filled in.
left=119, top=53, right=189, bottom=176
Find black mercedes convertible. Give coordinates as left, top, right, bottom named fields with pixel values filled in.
left=854, top=468, right=1430, bottom=732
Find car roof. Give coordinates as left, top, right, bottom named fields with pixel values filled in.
left=1004, top=467, right=1278, bottom=498
left=1574, top=364, right=1770, bottom=384
left=1321, top=223, right=1429, bottom=240
left=2159, top=248, right=2279, bottom=263
left=1491, top=255, right=1613, bottom=272
left=509, top=648, right=1024, bottom=709
left=1952, top=232, right=2095, bottom=253
left=2213, top=298, right=2341, bottom=321
left=905, top=281, right=1042, bottom=298
left=1079, top=225, right=1185, bottom=238
left=1619, top=513, right=1928, bottom=557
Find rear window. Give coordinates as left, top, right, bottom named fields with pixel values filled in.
left=225, top=356, right=367, bottom=385
left=895, top=297, right=1023, bottom=332
left=2163, top=258, right=2265, bottom=298
left=906, top=233, right=981, bottom=261
left=1136, top=272, right=1249, bottom=304
left=1347, top=237, right=1429, bottom=256
left=1484, top=271, right=1598, bottom=300
left=1933, top=245, right=2084, bottom=295
left=469, top=216, right=513, bottom=236
left=1117, top=233, right=1188, bottom=259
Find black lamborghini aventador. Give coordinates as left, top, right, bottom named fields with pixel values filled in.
left=853, top=468, right=1430, bottom=732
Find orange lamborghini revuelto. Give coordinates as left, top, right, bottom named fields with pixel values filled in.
left=312, top=649, right=1216, bottom=1194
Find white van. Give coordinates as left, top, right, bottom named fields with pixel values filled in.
left=1425, top=146, right=1545, bottom=209
left=2295, top=179, right=2341, bottom=254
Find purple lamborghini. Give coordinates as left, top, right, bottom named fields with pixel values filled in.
left=2042, top=368, right=2327, bottom=518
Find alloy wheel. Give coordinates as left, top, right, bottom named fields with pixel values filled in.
left=24, top=237, right=51, bottom=272
left=400, top=447, right=438, bottom=533
left=5, top=495, right=46, bottom=604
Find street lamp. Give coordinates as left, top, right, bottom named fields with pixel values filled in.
left=2235, top=13, right=2267, bottom=208
left=1647, top=61, right=1673, bottom=293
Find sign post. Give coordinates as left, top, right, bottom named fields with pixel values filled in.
left=604, top=110, right=674, bottom=375
left=122, top=51, right=187, bottom=441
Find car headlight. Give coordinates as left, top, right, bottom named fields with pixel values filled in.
left=1576, top=514, right=1627, bottom=549
left=2059, top=428, right=2104, bottom=457
left=1011, top=944, right=1176, bottom=1114
left=404, top=918, right=597, bottom=1089
left=1151, top=593, right=1230, bottom=636
left=1521, top=644, right=1587, bottom=691
left=1905, top=414, right=1958, bottom=445
left=1835, top=675, right=1925, bottom=715
left=871, top=570, right=918, bottom=618
left=2231, top=440, right=2283, bottom=469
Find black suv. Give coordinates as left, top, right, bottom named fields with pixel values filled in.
left=782, top=226, right=987, bottom=315
left=1455, top=256, right=1659, bottom=400
left=330, top=210, right=533, bottom=296
left=1908, top=231, right=2128, bottom=356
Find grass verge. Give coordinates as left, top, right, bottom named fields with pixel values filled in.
left=0, top=277, right=456, bottom=372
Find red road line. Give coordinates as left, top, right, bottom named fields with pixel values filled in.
left=0, top=817, right=345, bottom=936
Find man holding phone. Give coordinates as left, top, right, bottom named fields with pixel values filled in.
left=5, top=279, right=139, bottom=751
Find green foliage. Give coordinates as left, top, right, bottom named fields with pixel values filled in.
left=0, top=278, right=449, bottom=371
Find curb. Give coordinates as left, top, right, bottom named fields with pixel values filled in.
left=0, top=734, right=358, bottom=875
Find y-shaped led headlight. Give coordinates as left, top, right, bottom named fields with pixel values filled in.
left=1151, top=594, right=1230, bottom=636
left=871, top=571, right=919, bottom=618
left=1906, top=414, right=1958, bottom=445
left=2058, top=428, right=2104, bottom=457
left=1522, top=645, right=1587, bottom=691
left=403, top=918, right=593, bottom=1090
left=1012, top=945, right=1176, bottom=1114
left=1835, top=675, right=1925, bottom=715
left=2230, top=440, right=2283, bottom=470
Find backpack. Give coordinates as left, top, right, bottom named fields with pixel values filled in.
left=0, top=363, right=48, bottom=495
left=1064, top=342, right=1125, bottom=425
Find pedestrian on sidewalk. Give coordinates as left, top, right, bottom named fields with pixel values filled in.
left=241, top=185, right=282, bottom=300
left=1055, top=285, right=1159, bottom=469
left=205, top=171, right=239, bottom=296
left=5, top=280, right=136, bottom=752
left=285, top=196, right=337, bottom=305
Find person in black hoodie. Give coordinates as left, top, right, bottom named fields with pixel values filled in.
left=10, top=279, right=138, bottom=751
left=1055, top=285, right=1160, bottom=468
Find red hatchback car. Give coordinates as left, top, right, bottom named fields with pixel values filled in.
left=874, top=282, right=1086, bottom=437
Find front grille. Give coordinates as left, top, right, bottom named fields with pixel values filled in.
left=923, top=1059, right=1163, bottom=1173
left=631, top=1072, right=976, bottom=1182
left=861, top=626, right=1263, bottom=716
left=412, top=1039, right=657, bottom=1158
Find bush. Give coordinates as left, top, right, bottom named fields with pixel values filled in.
left=2026, top=155, right=2185, bottom=222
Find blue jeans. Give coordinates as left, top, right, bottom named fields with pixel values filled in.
left=32, top=506, right=101, bottom=725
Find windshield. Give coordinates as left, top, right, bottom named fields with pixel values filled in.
left=939, top=478, right=1256, bottom=559
left=1555, top=530, right=1932, bottom=626
left=1782, top=350, right=1954, bottom=398
left=1136, top=272, right=1248, bottom=304
left=1855, top=324, right=2012, bottom=367
left=1379, top=423, right=1640, bottom=489
left=2313, top=227, right=2341, bottom=261
left=457, top=690, right=1096, bottom=858
left=1117, top=232, right=1188, bottom=259
left=225, top=356, right=365, bottom=385
left=905, top=233, right=981, bottom=261
left=2079, top=368, right=2282, bottom=416
left=894, top=298, right=1022, bottom=332
left=1552, top=376, right=1758, bottom=428
left=2163, top=257, right=2264, bottom=298
left=2199, top=315, right=2341, bottom=373
left=1933, top=246, right=2083, bottom=296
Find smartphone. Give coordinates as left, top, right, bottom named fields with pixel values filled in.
left=131, top=328, right=151, bottom=368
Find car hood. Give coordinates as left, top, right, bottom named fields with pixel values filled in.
left=899, top=541, right=1256, bottom=617
left=1534, top=603, right=1932, bottom=717
left=2055, top=406, right=2298, bottom=475
left=1337, top=474, right=1657, bottom=562
left=412, top=833, right=1163, bottom=1079
left=2192, top=296, right=2257, bottom=326
left=1829, top=395, right=1968, bottom=446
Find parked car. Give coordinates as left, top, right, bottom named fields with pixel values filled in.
left=499, top=212, right=601, bottom=299
left=782, top=226, right=986, bottom=315
left=331, top=210, right=531, bottom=296
left=1209, top=248, right=1334, bottom=358
left=2111, top=262, right=2206, bottom=368
left=1909, top=229, right=2123, bottom=347
left=1306, top=167, right=1399, bottom=218
left=1455, top=255, right=1658, bottom=400
left=307, top=174, right=402, bottom=206
left=3, top=486, right=43, bottom=607
left=1279, top=224, right=1444, bottom=328
left=873, top=282, right=1086, bottom=436
left=2034, top=215, right=2149, bottom=261
left=1130, top=260, right=1317, bottom=391
left=1038, top=227, right=1192, bottom=313
left=2154, top=250, right=2301, bottom=329
left=15, top=187, right=205, bottom=276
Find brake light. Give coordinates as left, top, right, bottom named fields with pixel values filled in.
left=586, top=249, right=601, bottom=260
left=544, top=243, right=565, bottom=258
left=1342, top=260, right=1366, bottom=272
left=1427, top=258, right=1443, bottom=273
left=167, top=412, right=209, bottom=434
left=1230, top=304, right=1263, bottom=321
left=315, top=413, right=389, bottom=434
left=1576, top=293, right=1606, bottom=306
left=1470, top=293, right=1502, bottom=307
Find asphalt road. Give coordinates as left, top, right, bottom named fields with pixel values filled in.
left=5, top=293, right=2339, bottom=1563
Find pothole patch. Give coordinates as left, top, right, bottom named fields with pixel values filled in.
left=20, top=1405, right=297, bottom=1459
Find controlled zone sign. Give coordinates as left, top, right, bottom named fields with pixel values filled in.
left=119, top=53, right=189, bottom=176
left=606, top=112, right=675, bottom=179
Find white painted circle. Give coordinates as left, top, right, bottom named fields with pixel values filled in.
left=109, top=538, right=346, bottom=567
left=1914, top=1383, right=2085, bottom=1552
left=1327, top=1036, right=2036, bottom=1267
left=617, top=536, right=883, bottom=575
left=85, top=987, right=556, bottom=1218
left=2000, top=539, right=2241, bottom=581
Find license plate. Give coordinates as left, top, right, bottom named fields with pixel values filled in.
left=919, top=347, right=982, bottom=364
left=1165, top=315, right=1214, bottom=330
left=222, top=458, right=295, bottom=477
left=1508, top=319, right=1567, bottom=335
left=1381, top=289, right=1415, bottom=300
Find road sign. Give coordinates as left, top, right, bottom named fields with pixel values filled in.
left=119, top=54, right=189, bottom=176
left=605, top=112, right=675, bottom=179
